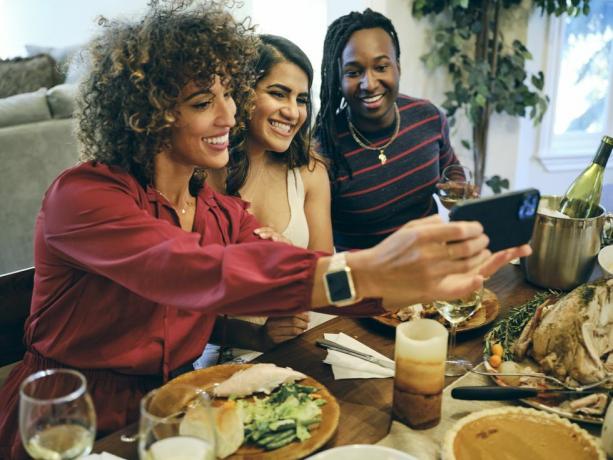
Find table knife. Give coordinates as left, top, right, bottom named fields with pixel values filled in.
left=316, top=338, right=395, bottom=370
left=451, top=386, right=610, bottom=400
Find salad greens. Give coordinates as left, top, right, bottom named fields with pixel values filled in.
left=234, top=383, right=326, bottom=450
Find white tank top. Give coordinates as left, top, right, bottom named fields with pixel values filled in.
left=281, top=168, right=309, bottom=249
left=194, top=168, right=330, bottom=369
left=282, top=168, right=334, bottom=330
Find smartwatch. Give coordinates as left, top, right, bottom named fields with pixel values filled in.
left=323, top=252, right=359, bottom=306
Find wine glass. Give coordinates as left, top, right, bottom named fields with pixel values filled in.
left=433, top=287, right=484, bottom=376
left=437, top=164, right=478, bottom=209
left=138, top=384, right=216, bottom=460
left=19, top=369, right=96, bottom=460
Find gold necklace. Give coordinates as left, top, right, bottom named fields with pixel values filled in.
left=347, top=103, right=401, bottom=165
left=155, top=189, right=195, bottom=215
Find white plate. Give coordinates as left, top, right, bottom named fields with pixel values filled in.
left=305, top=445, right=418, bottom=460
left=598, top=245, right=613, bottom=276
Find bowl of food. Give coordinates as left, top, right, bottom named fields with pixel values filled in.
left=598, top=245, right=613, bottom=276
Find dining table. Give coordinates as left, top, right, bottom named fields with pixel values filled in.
left=91, top=263, right=580, bottom=459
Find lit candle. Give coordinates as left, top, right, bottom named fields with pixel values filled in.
left=393, top=318, right=448, bottom=429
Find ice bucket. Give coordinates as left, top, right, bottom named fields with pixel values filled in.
left=521, top=195, right=606, bottom=290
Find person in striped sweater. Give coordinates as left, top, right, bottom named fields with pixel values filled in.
left=315, top=8, right=462, bottom=250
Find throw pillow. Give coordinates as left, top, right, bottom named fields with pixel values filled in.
left=47, top=84, right=78, bottom=119
left=65, top=49, right=90, bottom=84
left=25, top=44, right=83, bottom=82
left=0, top=54, right=61, bottom=98
left=0, top=88, right=51, bottom=128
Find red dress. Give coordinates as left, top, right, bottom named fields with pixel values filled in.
left=0, top=162, right=330, bottom=459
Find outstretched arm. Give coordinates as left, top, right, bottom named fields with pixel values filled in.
left=311, top=215, right=531, bottom=312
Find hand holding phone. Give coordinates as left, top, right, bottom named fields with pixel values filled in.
left=449, top=188, right=540, bottom=253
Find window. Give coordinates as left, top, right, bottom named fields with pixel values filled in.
left=537, top=0, right=613, bottom=170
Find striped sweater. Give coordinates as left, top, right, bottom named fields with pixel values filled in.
left=325, top=94, right=459, bottom=250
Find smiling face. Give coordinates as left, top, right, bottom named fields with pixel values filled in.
left=247, top=61, right=309, bottom=155
left=167, top=76, right=236, bottom=170
left=340, top=27, right=400, bottom=132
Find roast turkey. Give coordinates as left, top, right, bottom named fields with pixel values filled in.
left=514, top=278, right=613, bottom=385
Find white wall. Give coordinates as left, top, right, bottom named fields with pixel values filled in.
left=0, top=0, right=151, bottom=58
left=1, top=0, right=605, bottom=195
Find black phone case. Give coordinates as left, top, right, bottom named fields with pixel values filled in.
left=448, top=188, right=540, bottom=253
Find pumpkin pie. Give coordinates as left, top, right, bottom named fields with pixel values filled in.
left=442, top=407, right=604, bottom=460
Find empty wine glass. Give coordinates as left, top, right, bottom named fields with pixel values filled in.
left=138, top=384, right=216, bottom=460
left=437, top=164, right=478, bottom=209
left=19, top=368, right=96, bottom=460
left=433, top=287, right=484, bottom=376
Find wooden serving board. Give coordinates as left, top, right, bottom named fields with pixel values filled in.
left=160, top=364, right=340, bottom=460
left=373, top=288, right=499, bottom=332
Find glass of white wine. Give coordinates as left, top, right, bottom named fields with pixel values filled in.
left=138, top=384, right=216, bottom=460
left=19, top=368, right=96, bottom=460
left=433, top=287, right=483, bottom=376
left=437, top=164, right=477, bottom=210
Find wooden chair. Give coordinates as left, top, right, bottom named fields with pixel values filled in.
left=0, top=267, right=34, bottom=384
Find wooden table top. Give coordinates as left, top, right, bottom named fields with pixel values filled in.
left=93, top=264, right=542, bottom=459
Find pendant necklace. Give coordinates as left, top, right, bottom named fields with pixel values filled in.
left=155, top=189, right=194, bottom=215
left=347, top=103, right=401, bottom=165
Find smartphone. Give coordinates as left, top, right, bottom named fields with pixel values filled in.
left=449, top=188, right=540, bottom=252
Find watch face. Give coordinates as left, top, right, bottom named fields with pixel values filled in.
left=326, top=270, right=353, bottom=302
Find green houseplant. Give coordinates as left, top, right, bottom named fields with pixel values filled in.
left=412, top=0, right=591, bottom=192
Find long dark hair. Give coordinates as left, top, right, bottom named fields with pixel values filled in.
left=315, top=8, right=400, bottom=179
left=77, top=1, right=258, bottom=194
left=226, top=34, right=316, bottom=196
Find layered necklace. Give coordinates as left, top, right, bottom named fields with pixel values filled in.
left=347, top=103, right=401, bottom=165
left=155, top=189, right=195, bottom=215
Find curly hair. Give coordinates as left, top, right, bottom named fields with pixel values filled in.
left=76, top=0, right=258, bottom=193
left=315, top=8, right=400, bottom=180
left=226, top=34, right=322, bottom=196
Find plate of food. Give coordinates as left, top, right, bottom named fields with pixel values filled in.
left=373, top=288, right=499, bottom=332
left=483, top=280, right=613, bottom=424
left=156, top=363, right=340, bottom=459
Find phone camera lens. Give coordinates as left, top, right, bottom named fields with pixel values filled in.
left=518, top=194, right=538, bottom=220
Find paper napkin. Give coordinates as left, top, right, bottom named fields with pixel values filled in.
left=323, top=332, right=394, bottom=379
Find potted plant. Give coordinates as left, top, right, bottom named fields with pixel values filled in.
left=412, top=0, right=591, bottom=192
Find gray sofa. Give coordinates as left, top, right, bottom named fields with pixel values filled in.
left=0, top=84, right=79, bottom=274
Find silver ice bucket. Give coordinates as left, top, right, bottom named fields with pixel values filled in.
left=522, top=195, right=606, bottom=290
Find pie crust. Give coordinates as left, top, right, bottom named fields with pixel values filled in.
left=442, top=407, right=604, bottom=460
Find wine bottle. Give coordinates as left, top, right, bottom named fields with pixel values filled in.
left=558, top=135, right=613, bottom=218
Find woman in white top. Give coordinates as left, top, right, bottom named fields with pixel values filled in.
left=203, top=35, right=333, bottom=365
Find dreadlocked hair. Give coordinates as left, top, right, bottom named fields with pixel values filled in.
left=315, top=8, right=400, bottom=180
left=76, top=0, right=258, bottom=194
left=226, top=34, right=321, bottom=197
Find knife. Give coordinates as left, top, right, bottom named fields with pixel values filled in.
left=451, top=386, right=610, bottom=400
left=316, top=338, right=395, bottom=370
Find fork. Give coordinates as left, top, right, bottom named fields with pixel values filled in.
left=470, top=368, right=613, bottom=392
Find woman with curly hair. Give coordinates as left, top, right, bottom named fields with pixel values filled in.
left=0, top=2, right=528, bottom=458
